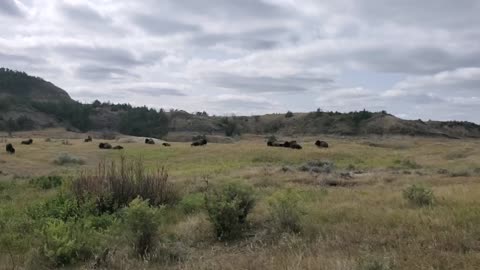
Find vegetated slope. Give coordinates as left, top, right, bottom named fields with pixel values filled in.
left=0, top=68, right=71, bottom=102
left=1, top=67, right=480, bottom=138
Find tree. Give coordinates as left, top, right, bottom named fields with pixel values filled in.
left=285, top=111, right=294, bottom=118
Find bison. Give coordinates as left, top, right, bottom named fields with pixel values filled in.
left=145, top=138, right=155, bottom=145
left=84, top=136, right=93, bottom=142
left=21, top=139, right=33, bottom=145
left=162, top=143, right=171, bottom=147
left=289, top=141, right=303, bottom=149
left=99, top=142, right=112, bottom=149
left=113, top=145, right=124, bottom=150
left=315, top=140, right=329, bottom=148
left=6, top=143, right=15, bottom=154
left=191, top=139, right=207, bottom=147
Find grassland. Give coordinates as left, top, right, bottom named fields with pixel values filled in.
left=1, top=134, right=480, bottom=269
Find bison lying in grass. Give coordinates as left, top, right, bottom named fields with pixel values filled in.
left=267, top=140, right=302, bottom=150
left=21, top=139, right=33, bottom=145
left=191, top=139, right=207, bottom=147
left=84, top=136, right=93, bottom=142
left=315, top=140, right=329, bottom=148
left=162, top=143, right=171, bottom=147
left=145, top=138, right=155, bottom=145
left=113, top=145, right=124, bottom=150
left=99, top=143, right=112, bottom=149
left=6, top=143, right=15, bottom=154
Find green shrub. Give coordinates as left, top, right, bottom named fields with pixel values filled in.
left=205, top=182, right=255, bottom=240
left=268, top=189, right=304, bottom=233
left=392, top=159, right=421, bottom=170
left=53, top=153, right=85, bottom=166
left=123, top=198, right=161, bottom=257
left=403, top=184, right=434, bottom=207
left=27, top=193, right=90, bottom=222
left=40, top=219, right=101, bottom=267
left=179, top=193, right=205, bottom=214
left=357, top=256, right=394, bottom=270
left=30, top=176, right=63, bottom=190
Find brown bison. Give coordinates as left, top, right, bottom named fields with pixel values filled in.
left=99, top=142, right=112, bottom=149
left=6, top=143, right=15, bottom=154
left=315, top=140, right=329, bottom=148
left=289, top=141, right=302, bottom=149
left=162, top=143, right=171, bottom=147
left=113, top=145, right=124, bottom=150
left=191, top=139, right=207, bottom=147
left=84, top=136, right=93, bottom=142
left=145, top=138, right=155, bottom=145
left=21, top=139, right=33, bottom=145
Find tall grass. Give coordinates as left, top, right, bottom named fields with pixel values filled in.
left=71, top=156, right=178, bottom=213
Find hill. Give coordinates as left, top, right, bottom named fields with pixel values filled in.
left=1, top=68, right=480, bottom=139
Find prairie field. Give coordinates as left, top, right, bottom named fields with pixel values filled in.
left=1, top=134, right=480, bottom=269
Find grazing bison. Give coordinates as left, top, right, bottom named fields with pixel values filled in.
left=145, top=138, right=155, bottom=145
left=113, top=145, right=124, bottom=150
left=162, top=143, right=171, bottom=147
left=315, top=140, right=329, bottom=148
left=21, top=139, right=33, bottom=145
left=99, top=142, right=112, bottom=149
left=84, top=136, right=93, bottom=142
left=191, top=139, right=207, bottom=147
left=6, top=143, right=15, bottom=154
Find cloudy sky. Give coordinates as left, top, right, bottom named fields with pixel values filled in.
left=1, top=0, right=479, bottom=122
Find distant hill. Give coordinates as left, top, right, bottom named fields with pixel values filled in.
left=0, top=68, right=71, bottom=102
left=1, top=68, right=480, bottom=139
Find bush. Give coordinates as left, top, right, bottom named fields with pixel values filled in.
left=205, top=182, right=255, bottom=240
left=285, top=111, right=294, bottom=118
left=299, top=160, right=335, bottom=174
left=53, top=153, right=85, bottom=166
left=403, top=184, right=434, bottom=207
left=123, top=198, right=161, bottom=257
left=30, top=176, right=63, bottom=190
left=268, top=189, right=304, bottom=233
left=71, top=157, right=178, bottom=214
left=27, top=193, right=89, bottom=222
left=40, top=219, right=102, bottom=267
left=179, top=193, right=205, bottom=214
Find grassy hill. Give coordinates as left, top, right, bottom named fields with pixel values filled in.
left=1, top=67, right=480, bottom=138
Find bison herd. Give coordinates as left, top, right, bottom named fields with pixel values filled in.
left=3, top=134, right=328, bottom=156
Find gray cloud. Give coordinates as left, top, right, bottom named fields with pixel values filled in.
left=125, top=87, right=186, bottom=97
left=56, top=45, right=143, bottom=67
left=165, top=0, right=290, bottom=20
left=133, top=14, right=201, bottom=35
left=75, top=65, right=138, bottom=81
left=0, top=0, right=22, bottom=17
left=208, top=73, right=333, bottom=93
left=59, top=2, right=109, bottom=24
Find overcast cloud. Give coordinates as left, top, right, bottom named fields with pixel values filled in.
left=1, top=0, right=479, bottom=122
